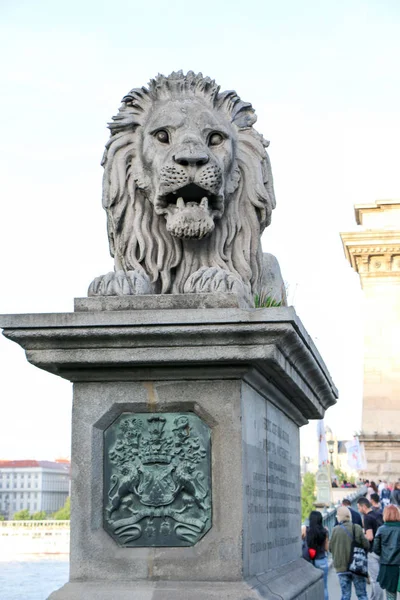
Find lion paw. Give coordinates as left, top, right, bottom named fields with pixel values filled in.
left=184, top=267, right=250, bottom=299
left=88, top=270, right=153, bottom=296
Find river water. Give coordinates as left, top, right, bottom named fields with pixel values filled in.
left=0, top=556, right=69, bottom=600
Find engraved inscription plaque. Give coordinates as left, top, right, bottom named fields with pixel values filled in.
left=242, top=383, right=301, bottom=576
left=104, top=412, right=211, bottom=547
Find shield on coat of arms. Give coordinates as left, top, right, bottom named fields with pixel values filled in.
left=137, top=463, right=178, bottom=506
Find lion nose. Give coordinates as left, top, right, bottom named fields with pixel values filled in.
left=173, top=150, right=209, bottom=167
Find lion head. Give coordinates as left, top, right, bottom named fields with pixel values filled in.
left=93, top=71, right=276, bottom=299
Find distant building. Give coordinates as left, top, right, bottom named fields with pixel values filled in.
left=341, top=200, right=400, bottom=481
left=0, top=460, right=70, bottom=519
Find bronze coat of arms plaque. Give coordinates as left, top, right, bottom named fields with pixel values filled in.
left=104, top=412, right=212, bottom=547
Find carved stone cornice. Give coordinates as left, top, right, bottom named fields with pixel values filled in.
left=340, top=229, right=400, bottom=278
left=0, top=304, right=338, bottom=420
left=360, top=432, right=400, bottom=444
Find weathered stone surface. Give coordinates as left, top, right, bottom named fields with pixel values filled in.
left=75, top=292, right=249, bottom=312
left=87, top=71, right=282, bottom=305
left=49, top=559, right=323, bottom=599
left=47, top=374, right=323, bottom=600
left=241, top=384, right=301, bottom=576
left=0, top=306, right=335, bottom=599
left=261, top=253, right=288, bottom=305
left=0, top=306, right=337, bottom=418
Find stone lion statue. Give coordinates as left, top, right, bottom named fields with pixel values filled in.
left=89, top=71, right=285, bottom=306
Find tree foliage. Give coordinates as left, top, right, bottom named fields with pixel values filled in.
left=13, top=509, right=31, bottom=520
left=52, top=496, right=70, bottom=520
left=13, top=509, right=47, bottom=520
left=334, top=467, right=355, bottom=485
left=31, top=511, right=47, bottom=520
left=301, top=472, right=316, bottom=522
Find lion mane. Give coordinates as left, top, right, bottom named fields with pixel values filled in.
left=95, top=71, right=276, bottom=300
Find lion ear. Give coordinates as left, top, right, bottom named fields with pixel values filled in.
left=217, top=90, right=257, bottom=129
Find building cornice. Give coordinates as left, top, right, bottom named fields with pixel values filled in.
left=354, top=199, right=400, bottom=225
left=340, top=230, right=400, bottom=277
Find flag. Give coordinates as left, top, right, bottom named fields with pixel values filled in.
left=346, top=437, right=366, bottom=470
left=359, top=441, right=368, bottom=471
left=317, top=420, right=329, bottom=467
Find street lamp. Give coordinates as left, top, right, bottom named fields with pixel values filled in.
left=302, top=456, right=311, bottom=475
left=327, top=439, right=334, bottom=467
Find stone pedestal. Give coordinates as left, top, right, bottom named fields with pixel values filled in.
left=315, top=466, right=333, bottom=507
left=0, top=296, right=337, bottom=599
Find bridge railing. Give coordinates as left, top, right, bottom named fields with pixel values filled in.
left=0, top=520, right=70, bottom=530
left=0, top=520, right=70, bottom=556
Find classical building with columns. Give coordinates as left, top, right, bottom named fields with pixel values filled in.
left=341, top=200, right=400, bottom=482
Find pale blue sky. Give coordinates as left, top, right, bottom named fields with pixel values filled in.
left=0, top=0, right=399, bottom=459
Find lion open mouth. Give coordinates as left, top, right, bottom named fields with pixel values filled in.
left=156, top=184, right=223, bottom=216
left=156, top=184, right=224, bottom=240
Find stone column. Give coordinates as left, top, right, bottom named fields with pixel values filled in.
left=341, top=200, right=400, bottom=480
left=0, top=296, right=337, bottom=599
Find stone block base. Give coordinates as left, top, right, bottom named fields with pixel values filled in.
left=49, top=559, right=323, bottom=600
left=0, top=303, right=334, bottom=600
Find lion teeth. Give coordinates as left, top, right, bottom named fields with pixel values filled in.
left=176, top=197, right=185, bottom=209
left=200, top=197, right=208, bottom=210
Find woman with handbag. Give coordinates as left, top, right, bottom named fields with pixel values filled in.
left=373, top=504, right=400, bottom=600
left=302, top=511, right=330, bottom=600
left=330, top=506, right=370, bottom=599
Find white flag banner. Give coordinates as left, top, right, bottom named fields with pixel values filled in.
left=317, top=420, right=329, bottom=467
left=359, top=441, right=368, bottom=471
left=346, top=437, right=365, bottom=470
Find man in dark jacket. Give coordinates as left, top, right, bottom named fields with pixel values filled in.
left=330, top=506, right=370, bottom=600
left=357, top=497, right=384, bottom=600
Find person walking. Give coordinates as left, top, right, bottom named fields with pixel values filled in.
left=367, top=481, right=379, bottom=501
left=380, top=483, right=391, bottom=508
left=334, top=498, right=363, bottom=527
left=357, top=496, right=384, bottom=600
left=330, top=506, right=370, bottom=600
left=373, top=504, right=400, bottom=600
left=304, top=510, right=329, bottom=600
left=390, top=482, right=400, bottom=507
left=371, top=493, right=384, bottom=516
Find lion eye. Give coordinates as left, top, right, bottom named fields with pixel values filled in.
left=155, top=130, right=169, bottom=144
left=208, top=132, right=224, bottom=146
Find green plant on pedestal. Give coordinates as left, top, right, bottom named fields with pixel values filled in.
left=254, top=293, right=282, bottom=308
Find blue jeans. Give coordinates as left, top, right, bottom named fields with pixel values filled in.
left=314, top=557, right=329, bottom=600
left=338, top=573, right=368, bottom=600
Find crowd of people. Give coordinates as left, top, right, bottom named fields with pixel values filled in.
left=302, top=480, right=400, bottom=600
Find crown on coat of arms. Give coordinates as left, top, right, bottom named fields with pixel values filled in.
left=140, top=416, right=174, bottom=465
